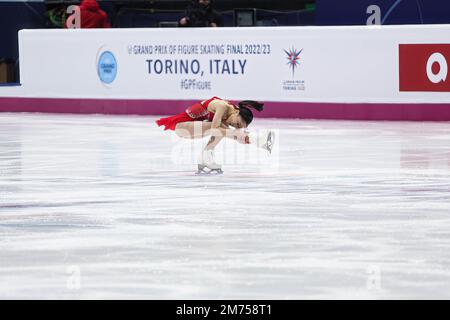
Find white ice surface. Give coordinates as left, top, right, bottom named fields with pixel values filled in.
left=1, top=113, right=450, bottom=299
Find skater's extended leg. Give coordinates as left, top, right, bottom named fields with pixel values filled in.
left=204, top=127, right=275, bottom=154
left=204, top=135, right=223, bottom=150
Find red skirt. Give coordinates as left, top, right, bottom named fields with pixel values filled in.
left=156, top=112, right=195, bottom=131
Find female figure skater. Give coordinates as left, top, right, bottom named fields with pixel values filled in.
left=156, top=96, right=274, bottom=173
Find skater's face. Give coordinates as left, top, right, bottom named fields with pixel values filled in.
left=226, top=113, right=246, bottom=129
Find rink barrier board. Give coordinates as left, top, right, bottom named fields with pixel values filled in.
left=8, top=26, right=450, bottom=103
left=1, top=97, right=450, bottom=121
left=1, top=25, right=450, bottom=119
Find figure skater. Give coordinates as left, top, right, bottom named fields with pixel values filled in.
left=156, top=96, right=274, bottom=173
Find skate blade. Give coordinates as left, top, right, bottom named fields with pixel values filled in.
left=260, top=132, right=275, bottom=154
left=196, top=168, right=223, bottom=175
left=266, top=131, right=275, bottom=154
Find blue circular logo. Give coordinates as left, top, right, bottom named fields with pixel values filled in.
left=97, top=51, right=117, bottom=84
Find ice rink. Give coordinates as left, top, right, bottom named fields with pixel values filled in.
left=1, top=113, right=450, bottom=299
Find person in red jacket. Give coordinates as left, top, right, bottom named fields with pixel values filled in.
left=65, top=0, right=111, bottom=29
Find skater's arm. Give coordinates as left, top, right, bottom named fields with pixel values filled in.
left=208, top=100, right=235, bottom=128
left=206, top=101, right=248, bottom=143
left=209, top=102, right=228, bottom=129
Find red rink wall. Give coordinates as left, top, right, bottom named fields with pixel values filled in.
left=0, top=26, right=450, bottom=120
left=1, top=98, right=450, bottom=121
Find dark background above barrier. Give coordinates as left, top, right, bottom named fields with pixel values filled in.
left=1, top=0, right=450, bottom=81
left=0, top=0, right=315, bottom=61
left=316, top=0, right=450, bottom=25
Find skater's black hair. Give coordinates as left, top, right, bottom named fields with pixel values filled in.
left=238, top=100, right=264, bottom=126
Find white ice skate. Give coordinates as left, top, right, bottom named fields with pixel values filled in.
left=196, top=149, right=223, bottom=174
left=249, top=130, right=275, bottom=154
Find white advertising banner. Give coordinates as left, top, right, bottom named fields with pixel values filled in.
left=3, top=25, right=450, bottom=103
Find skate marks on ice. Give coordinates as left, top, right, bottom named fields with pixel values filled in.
left=1, top=114, right=450, bottom=299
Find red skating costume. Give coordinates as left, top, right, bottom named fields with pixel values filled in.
left=156, top=97, right=234, bottom=131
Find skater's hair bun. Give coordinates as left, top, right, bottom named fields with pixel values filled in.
left=238, top=100, right=264, bottom=125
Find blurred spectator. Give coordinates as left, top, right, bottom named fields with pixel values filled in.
left=65, top=0, right=111, bottom=29
left=179, top=0, right=222, bottom=27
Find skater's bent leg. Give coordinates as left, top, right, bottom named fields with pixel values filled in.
left=175, top=122, right=213, bottom=139
left=175, top=121, right=249, bottom=145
